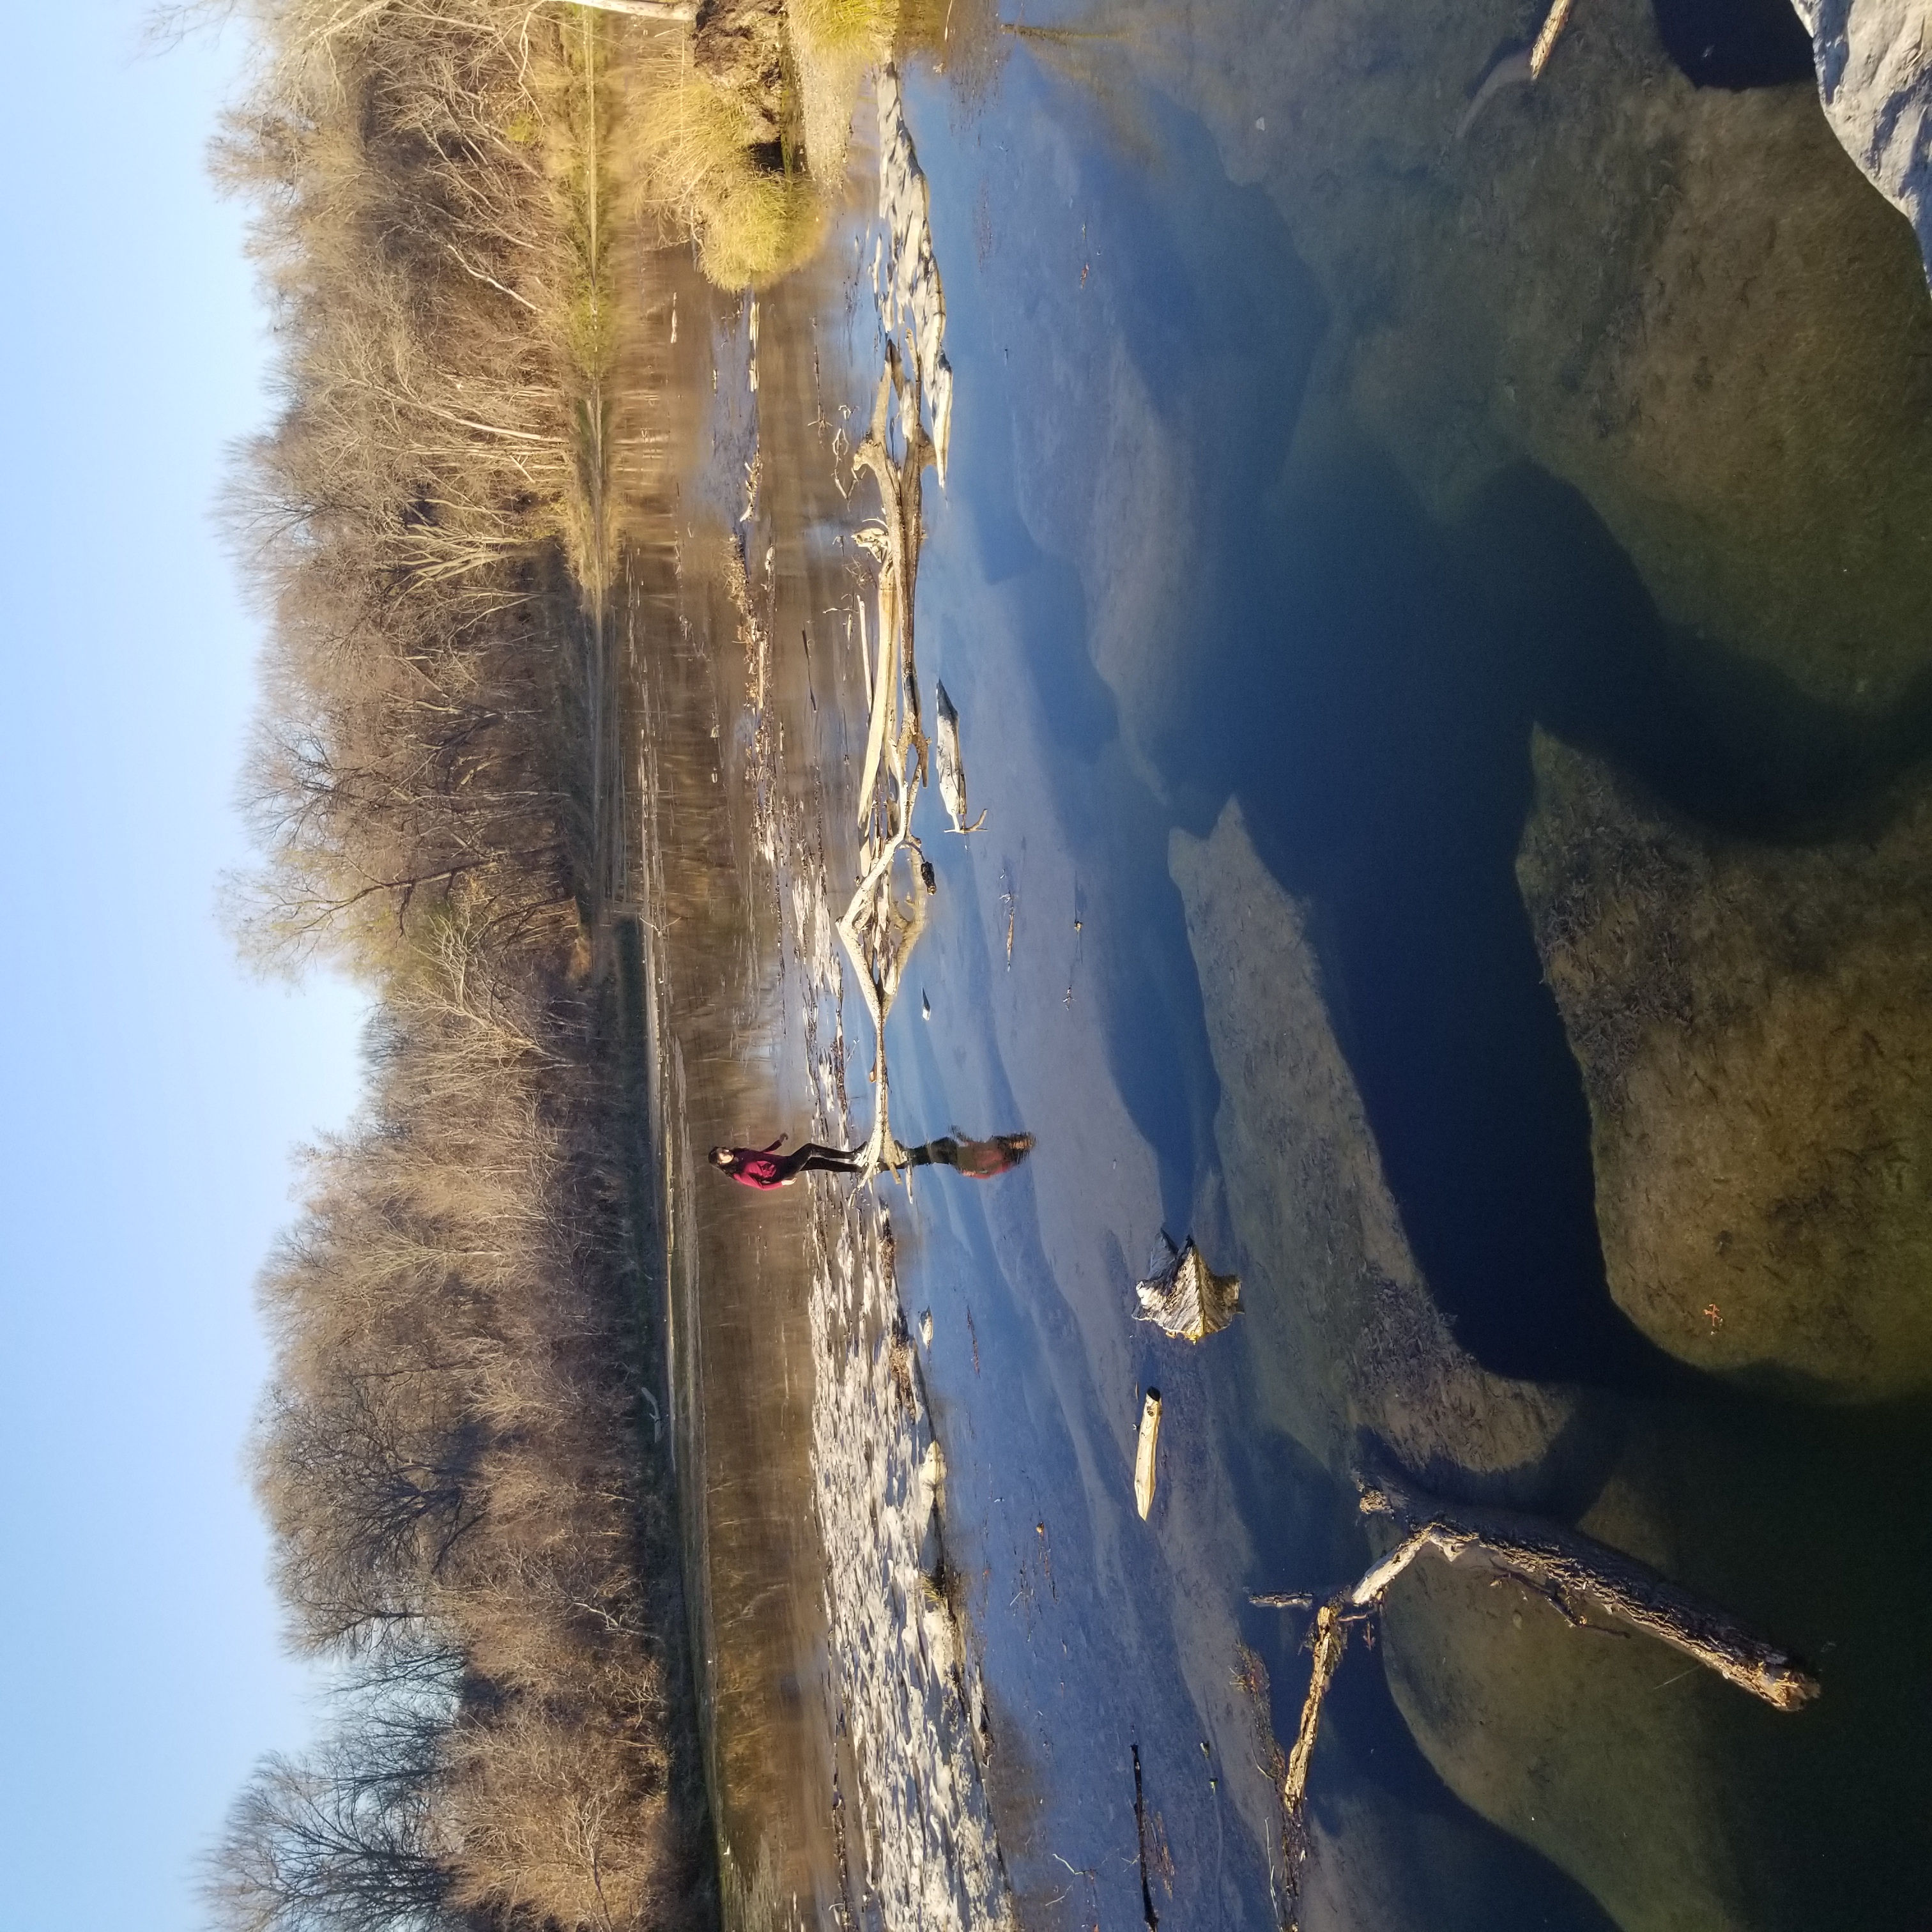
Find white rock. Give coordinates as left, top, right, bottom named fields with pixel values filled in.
left=1793, top=0, right=1932, bottom=284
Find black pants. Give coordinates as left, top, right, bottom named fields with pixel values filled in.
left=785, top=1144, right=866, bottom=1178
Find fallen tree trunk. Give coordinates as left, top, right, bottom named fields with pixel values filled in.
left=1356, top=1471, right=1821, bottom=1712
left=1263, top=1467, right=1820, bottom=1912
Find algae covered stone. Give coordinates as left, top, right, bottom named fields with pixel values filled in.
left=1517, top=728, right=1932, bottom=1400
left=1129, top=0, right=1932, bottom=711
left=1170, top=799, right=1748, bottom=1929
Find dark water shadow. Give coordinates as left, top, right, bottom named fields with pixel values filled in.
left=1462, top=463, right=1932, bottom=841
left=1623, top=1386, right=1932, bottom=1929
left=1153, top=436, right=1643, bottom=1386
left=1317, top=1644, right=1623, bottom=1932
left=1151, top=431, right=1932, bottom=1390
left=1353, top=1402, right=1637, bottom=1525
left=1651, top=0, right=1816, bottom=89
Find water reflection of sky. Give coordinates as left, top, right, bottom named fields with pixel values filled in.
left=861, top=57, right=1632, bottom=1928
left=687, top=33, right=1932, bottom=1932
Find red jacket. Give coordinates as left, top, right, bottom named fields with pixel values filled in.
left=724, top=1140, right=787, bottom=1189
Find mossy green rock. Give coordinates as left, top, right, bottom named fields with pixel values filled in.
left=1130, top=0, right=1932, bottom=708
left=1171, top=799, right=1744, bottom=1928
left=1517, top=728, right=1932, bottom=1400
left=1379, top=1474, right=1749, bottom=1932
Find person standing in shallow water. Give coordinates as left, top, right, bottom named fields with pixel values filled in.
left=709, top=1137, right=864, bottom=1189
left=710, top=1132, right=1036, bottom=1190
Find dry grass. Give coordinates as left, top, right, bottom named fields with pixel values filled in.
left=780, top=0, right=898, bottom=197
left=787, top=0, right=899, bottom=61
left=626, top=50, right=825, bottom=288
left=632, top=0, right=989, bottom=289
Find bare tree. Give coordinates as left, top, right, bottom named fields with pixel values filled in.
left=204, top=1733, right=455, bottom=1932
left=206, top=2, right=715, bottom=1923
left=257, top=1372, right=486, bottom=1653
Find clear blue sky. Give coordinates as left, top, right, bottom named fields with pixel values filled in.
left=0, top=6, right=367, bottom=1927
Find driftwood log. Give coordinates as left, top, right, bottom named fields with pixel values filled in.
left=1263, top=1469, right=1820, bottom=1860
left=1133, top=1391, right=1163, bottom=1520
left=1529, top=0, right=1575, bottom=74
left=1358, top=1473, right=1820, bottom=1709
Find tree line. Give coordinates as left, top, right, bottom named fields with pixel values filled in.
left=206, top=4, right=710, bottom=1927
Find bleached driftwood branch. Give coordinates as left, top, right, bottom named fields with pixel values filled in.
left=835, top=823, right=928, bottom=1175
left=1529, top=0, right=1575, bottom=75
left=850, top=344, right=930, bottom=816
left=1269, top=1468, right=1820, bottom=1841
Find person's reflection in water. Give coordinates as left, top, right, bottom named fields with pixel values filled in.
left=903, top=1131, right=1035, bottom=1177
left=710, top=1132, right=1034, bottom=1190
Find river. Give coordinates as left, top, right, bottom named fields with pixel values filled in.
left=631, top=8, right=1932, bottom=1928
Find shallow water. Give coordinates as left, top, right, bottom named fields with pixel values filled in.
left=635, top=12, right=1932, bottom=1928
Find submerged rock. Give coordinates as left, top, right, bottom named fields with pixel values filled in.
left=1134, top=1232, right=1243, bottom=1342
left=1170, top=798, right=1749, bottom=1931
left=1126, top=0, right=1932, bottom=710
left=1517, top=727, right=1932, bottom=1401
left=1168, top=799, right=1577, bottom=1483
left=1377, top=1473, right=1752, bottom=1932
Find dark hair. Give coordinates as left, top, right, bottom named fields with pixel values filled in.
left=709, top=1146, right=735, bottom=1168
